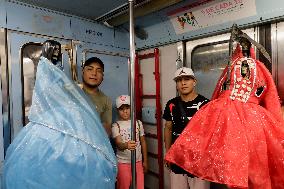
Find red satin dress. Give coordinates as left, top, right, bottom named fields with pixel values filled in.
left=165, top=48, right=284, bottom=189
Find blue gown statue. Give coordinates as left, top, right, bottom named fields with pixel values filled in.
left=3, top=40, right=117, bottom=189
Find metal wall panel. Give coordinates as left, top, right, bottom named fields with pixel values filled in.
left=71, top=17, right=114, bottom=46
left=70, top=15, right=129, bottom=50
left=132, top=12, right=176, bottom=49
left=113, top=29, right=129, bottom=50
left=0, top=0, right=6, bottom=28
left=271, top=22, right=284, bottom=104
left=15, top=0, right=128, bottom=20
left=6, top=1, right=72, bottom=39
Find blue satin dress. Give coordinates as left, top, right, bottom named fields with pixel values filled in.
left=3, top=57, right=117, bottom=189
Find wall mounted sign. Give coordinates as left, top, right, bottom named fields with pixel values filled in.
left=168, top=0, right=256, bottom=34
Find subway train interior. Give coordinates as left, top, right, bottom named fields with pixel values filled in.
left=0, top=0, right=284, bottom=188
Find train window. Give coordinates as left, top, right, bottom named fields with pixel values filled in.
left=191, top=42, right=230, bottom=98
left=21, top=43, right=42, bottom=124
left=192, top=42, right=229, bottom=71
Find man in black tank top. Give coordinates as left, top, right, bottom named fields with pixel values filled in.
left=163, top=67, right=210, bottom=189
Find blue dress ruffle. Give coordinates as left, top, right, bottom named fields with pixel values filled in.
left=3, top=57, right=117, bottom=189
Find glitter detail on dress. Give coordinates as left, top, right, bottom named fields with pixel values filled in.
left=4, top=57, right=117, bottom=189
left=165, top=47, right=284, bottom=189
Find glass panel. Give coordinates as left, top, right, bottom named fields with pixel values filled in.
left=21, top=43, right=42, bottom=124
left=191, top=42, right=230, bottom=99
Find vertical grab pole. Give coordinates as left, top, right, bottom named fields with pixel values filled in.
left=154, top=48, right=164, bottom=189
left=129, top=0, right=137, bottom=189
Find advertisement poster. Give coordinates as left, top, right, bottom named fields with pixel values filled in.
left=168, top=0, right=256, bottom=34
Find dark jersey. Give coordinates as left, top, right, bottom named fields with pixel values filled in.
left=163, top=94, right=209, bottom=174
left=163, top=94, right=209, bottom=144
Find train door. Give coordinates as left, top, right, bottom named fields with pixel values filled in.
left=77, top=45, right=129, bottom=122
left=185, top=28, right=256, bottom=99
left=7, top=30, right=73, bottom=142
left=272, top=22, right=284, bottom=104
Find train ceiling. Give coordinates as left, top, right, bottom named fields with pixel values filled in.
left=15, top=0, right=185, bottom=26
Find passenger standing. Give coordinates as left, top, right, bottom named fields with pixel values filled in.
left=163, top=67, right=210, bottom=189
left=82, top=57, right=112, bottom=136
left=112, top=95, right=148, bottom=189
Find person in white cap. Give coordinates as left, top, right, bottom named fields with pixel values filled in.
left=163, top=67, right=210, bottom=189
left=111, top=95, right=148, bottom=189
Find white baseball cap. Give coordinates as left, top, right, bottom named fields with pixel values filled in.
left=173, top=67, right=195, bottom=81
left=116, top=95, right=130, bottom=108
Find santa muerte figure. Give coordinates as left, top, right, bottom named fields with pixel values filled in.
left=165, top=24, right=284, bottom=189
left=3, top=40, right=117, bottom=189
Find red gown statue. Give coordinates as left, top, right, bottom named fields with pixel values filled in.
left=165, top=43, right=284, bottom=189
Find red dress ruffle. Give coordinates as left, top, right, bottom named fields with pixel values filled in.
left=165, top=52, right=284, bottom=189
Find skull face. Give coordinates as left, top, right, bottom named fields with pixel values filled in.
left=41, top=40, right=62, bottom=65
